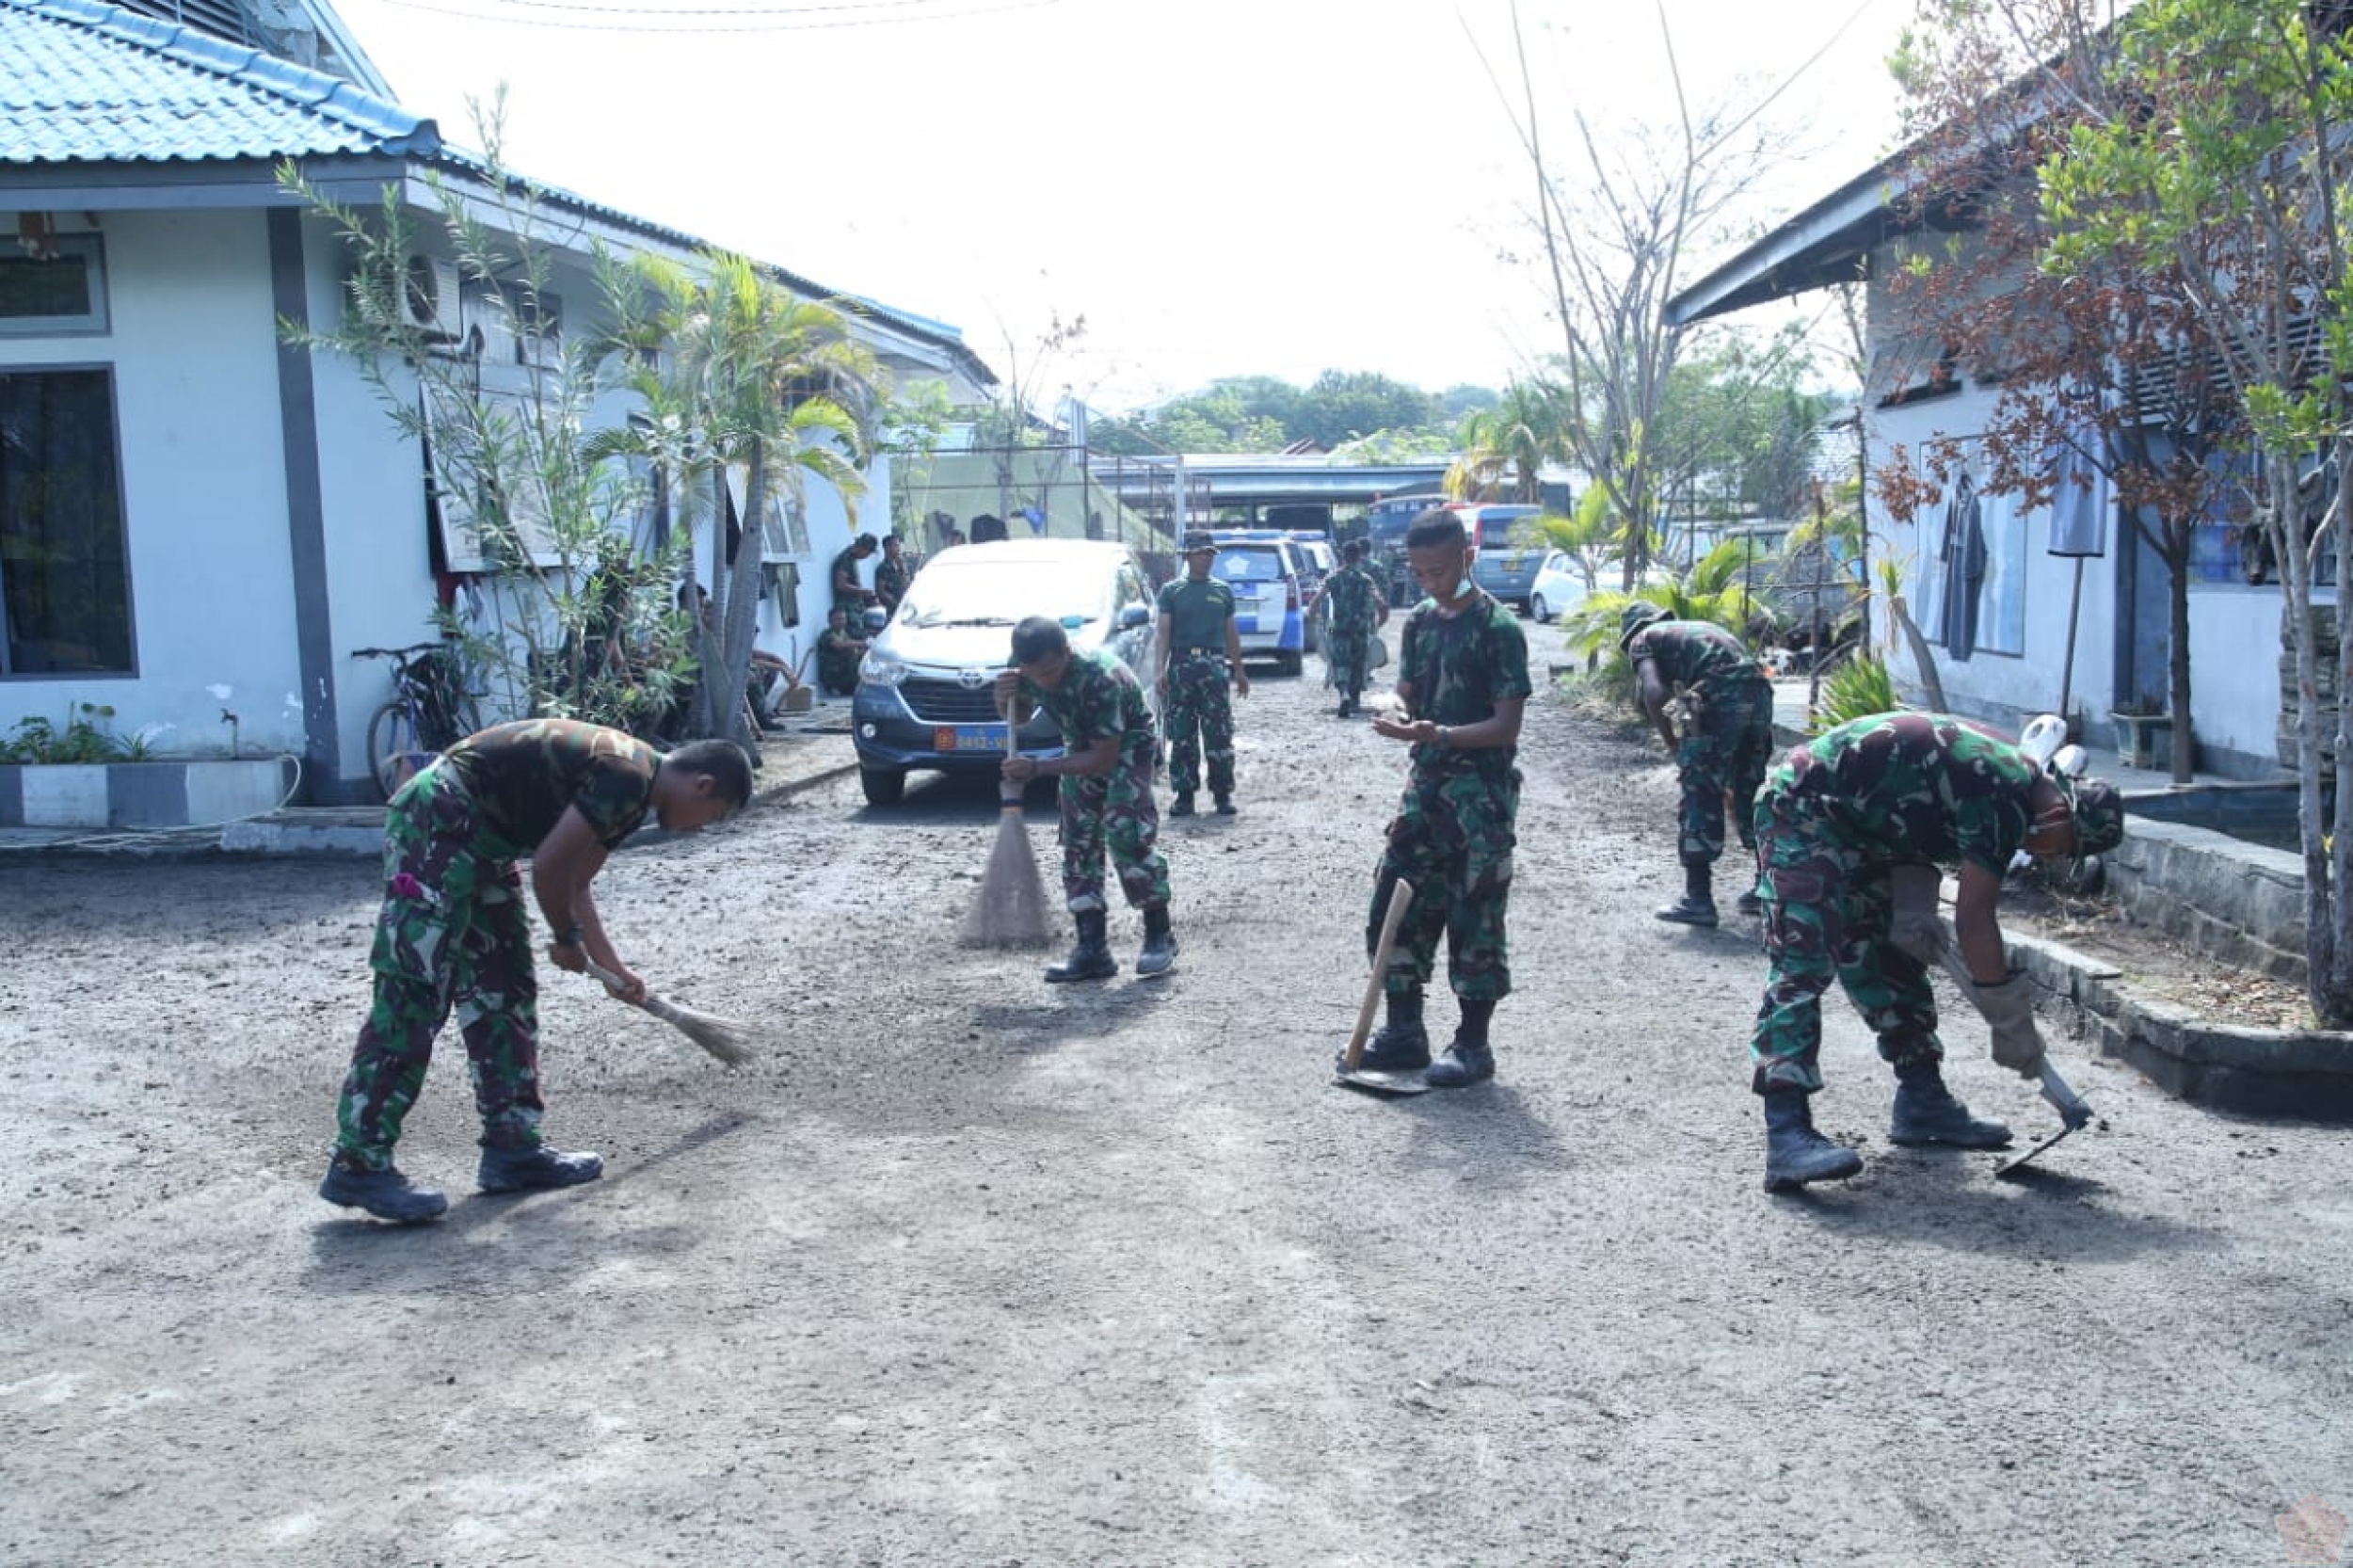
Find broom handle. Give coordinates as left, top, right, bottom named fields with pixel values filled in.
left=1343, top=878, right=1416, bottom=1071
left=1000, top=679, right=1024, bottom=805
left=579, top=954, right=680, bottom=1023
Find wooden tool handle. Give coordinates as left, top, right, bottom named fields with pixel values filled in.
left=1000, top=679, right=1025, bottom=803
left=1343, top=878, right=1416, bottom=1072
left=580, top=954, right=657, bottom=1014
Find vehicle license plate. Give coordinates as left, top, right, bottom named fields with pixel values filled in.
left=936, top=725, right=1005, bottom=753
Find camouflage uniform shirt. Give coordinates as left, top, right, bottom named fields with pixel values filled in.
left=1323, top=563, right=1385, bottom=636
left=440, top=718, right=659, bottom=856
left=1761, top=712, right=2041, bottom=873
left=1027, top=648, right=1156, bottom=762
left=1625, top=617, right=1760, bottom=695
left=1399, top=589, right=1533, bottom=778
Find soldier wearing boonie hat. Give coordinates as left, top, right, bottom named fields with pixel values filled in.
left=1155, top=529, right=1249, bottom=817
left=1617, top=599, right=1774, bottom=929
left=1741, top=712, right=2127, bottom=1194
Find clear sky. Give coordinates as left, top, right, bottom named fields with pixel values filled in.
left=328, top=0, right=1920, bottom=411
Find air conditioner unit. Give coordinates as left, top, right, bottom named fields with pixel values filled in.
left=402, top=254, right=464, bottom=342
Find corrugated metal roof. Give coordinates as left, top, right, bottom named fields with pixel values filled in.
left=0, top=0, right=436, bottom=164
left=0, top=0, right=993, bottom=384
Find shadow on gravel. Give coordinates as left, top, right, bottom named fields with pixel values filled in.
left=1765, top=1166, right=2213, bottom=1262
left=1377, top=1083, right=1571, bottom=1185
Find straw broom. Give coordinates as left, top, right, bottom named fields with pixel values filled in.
left=581, top=956, right=760, bottom=1067
left=963, top=685, right=1054, bottom=948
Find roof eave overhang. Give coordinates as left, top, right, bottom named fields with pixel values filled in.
left=1667, top=157, right=1926, bottom=327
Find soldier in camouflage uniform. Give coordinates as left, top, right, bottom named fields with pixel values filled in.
left=1748, top=712, right=2126, bottom=1192
left=1353, top=509, right=1532, bottom=1088
left=872, top=535, right=912, bottom=619
left=319, top=720, right=752, bottom=1222
left=996, top=616, right=1177, bottom=982
left=816, top=606, right=869, bottom=696
left=830, top=533, right=880, bottom=621
left=1308, top=537, right=1389, bottom=717
left=1619, top=602, right=1775, bottom=928
left=1154, top=529, right=1250, bottom=816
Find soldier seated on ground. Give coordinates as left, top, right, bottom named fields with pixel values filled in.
left=815, top=606, right=869, bottom=697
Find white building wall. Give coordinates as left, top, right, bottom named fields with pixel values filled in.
left=3, top=200, right=949, bottom=794
left=0, top=209, right=310, bottom=762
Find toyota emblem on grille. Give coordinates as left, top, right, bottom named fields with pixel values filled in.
left=957, top=667, right=989, bottom=689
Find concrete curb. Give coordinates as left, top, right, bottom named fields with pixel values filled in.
left=2012, top=931, right=2353, bottom=1123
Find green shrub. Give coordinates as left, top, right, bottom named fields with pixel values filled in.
left=1, top=704, right=125, bottom=763
left=1809, top=655, right=1898, bottom=734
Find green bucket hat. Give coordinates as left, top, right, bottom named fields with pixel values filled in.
left=1617, top=600, right=1670, bottom=650
left=2055, top=774, right=2125, bottom=855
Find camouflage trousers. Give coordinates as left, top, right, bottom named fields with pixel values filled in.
left=1748, top=805, right=1945, bottom=1094
left=1324, top=624, right=1374, bottom=698
left=1367, top=762, right=1519, bottom=1001
left=1162, top=652, right=1236, bottom=795
left=1673, top=677, right=1775, bottom=866
left=331, top=763, right=549, bottom=1168
left=1060, top=735, right=1172, bottom=913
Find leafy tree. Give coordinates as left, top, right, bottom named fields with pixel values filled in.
left=279, top=114, right=696, bottom=741
left=2009, top=0, right=2353, bottom=1019
left=1290, top=371, right=1443, bottom=449
left=1447, top=377, right=1573, bottom=503
left=1481, top=7, right=1801, bottom=587
left=603, top=252, right=878, bottom=747
left=1885, top=0, right=2233, bottom=786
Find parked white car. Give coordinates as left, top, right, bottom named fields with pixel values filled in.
left=1529, top=551, right=1594, bottom=623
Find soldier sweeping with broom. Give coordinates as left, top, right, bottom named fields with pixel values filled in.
left=319, top=718, right=752, bottom=1223
left=993, top=616, right=1176, bottom=982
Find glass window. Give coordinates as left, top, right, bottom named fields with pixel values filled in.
left=0, top=367, right=134, bottom=673
left=0, top=236, right=108, bottom=335
left=1213, top=548, right=1283, bottom=582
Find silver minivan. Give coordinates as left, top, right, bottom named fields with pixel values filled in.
left=849, top=538, right=1159, bottom=806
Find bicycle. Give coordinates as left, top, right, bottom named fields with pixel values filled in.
left=352, top=642, right=478, bottom=801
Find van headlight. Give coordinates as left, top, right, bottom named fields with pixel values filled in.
left=860, top=651, right=907, bottom=687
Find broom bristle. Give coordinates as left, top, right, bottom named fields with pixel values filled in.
left=964, top=806, right=1054, bottom=948
left=644, top=995, right=760, bottom=1067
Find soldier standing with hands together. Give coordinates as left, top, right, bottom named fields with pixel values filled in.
left=1352, top=509, right=1530, bottom=1088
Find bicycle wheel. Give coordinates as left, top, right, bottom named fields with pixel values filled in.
left=365, top=700, right=424, bottom=803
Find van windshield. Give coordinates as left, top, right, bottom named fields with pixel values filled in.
left=897, top=555, right=1112, bottom=629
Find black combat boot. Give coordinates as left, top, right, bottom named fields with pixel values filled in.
left=1426, top=998, right=1497, bottom=1087
left=1046, top=909, right=1117, bottom=983
left=1888, top=1059, right=2013, bottom=1148
left=1762, top=1091, right=1865, bottom=1192
left=1213, top=792, right=1237, bottom=816
left=1655, top=861, right=1719, bottom=927
left=1346, top=985, right=1431, bottom=1072
left=1136, top=904, right=1177, bottom=979
left=1170, top=792, right=1196, bottom=818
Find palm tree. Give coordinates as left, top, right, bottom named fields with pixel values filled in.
left=602, top=252, right=882, bottom=746
left=1446, top=378, right=1569, bottom=504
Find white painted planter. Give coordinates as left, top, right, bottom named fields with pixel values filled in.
left=0, top=758, right=298, bottom=829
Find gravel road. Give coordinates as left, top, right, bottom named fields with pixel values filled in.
left=3, top=664, right=2349, bottom=1567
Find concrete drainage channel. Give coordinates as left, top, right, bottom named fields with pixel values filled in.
left=2031, top=781, right=2353, bottom=1122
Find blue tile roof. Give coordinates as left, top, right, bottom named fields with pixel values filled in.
left=0, top=0, right=437, bottom=164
